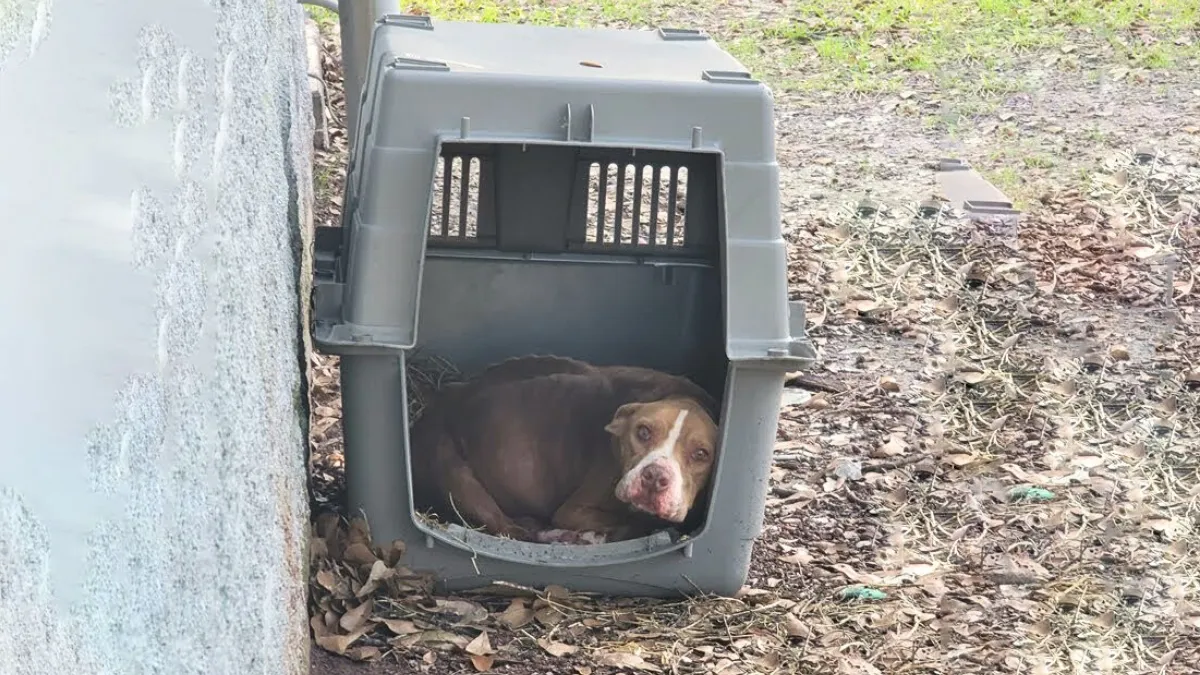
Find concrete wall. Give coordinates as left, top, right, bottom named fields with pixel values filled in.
left=0, top=1, right=313, bottom=673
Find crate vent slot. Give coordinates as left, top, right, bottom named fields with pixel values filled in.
left=585, top=162, right=688, bottom=247
left=428, top=154, right=480, bottom=239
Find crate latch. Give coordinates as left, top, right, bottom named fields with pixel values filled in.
left=701, top=70, right=758, bottom=85
left=378, top=14, right=434, bottom=30
left=658, top=27, right=709, bottom=41
left=388, top=56, right=451, bottom=72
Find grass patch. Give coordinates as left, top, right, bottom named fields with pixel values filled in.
left=305, top=5, right=340, bottom=30
left=394, top=0, right=1198, bottom=94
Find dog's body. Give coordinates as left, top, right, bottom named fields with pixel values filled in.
left=410, top=355, right=721, bottom=544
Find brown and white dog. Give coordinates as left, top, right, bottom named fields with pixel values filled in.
left=409, top=355, right=721, bottom=544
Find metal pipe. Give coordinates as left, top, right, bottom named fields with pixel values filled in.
left=298, top=0, right=340, bottom=11
left=339, top=0, right=398, bottom=148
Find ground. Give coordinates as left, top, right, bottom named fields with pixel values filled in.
left=303, top=2, right=1200, bottom=674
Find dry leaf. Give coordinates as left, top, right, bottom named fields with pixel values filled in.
left=356, top=560, right=394, bottom=597
left=431, top=599, right=489, bottom=624
left=316, top=569, right=337, bottom=591
left=470, top=654, right=495, bottom=672
left=596, top=652, right=661, bottom=672
left=851, top=298, right=880, bottom=313
left=315, top=624, right=372, bottom=656
left=779, top=549, right=813, bottom=565
left=345, top=646, right=381, bottom=662
left=339, top=598, right=373, bottom=633
left=537, top=637, right=578, bottom=657
left=398, top=630, right=470, bottom=651
left=954, top=369, right=987, bottom=385
left=534, top=605, right=566, bottom=627
left=465, top=631, right=494, bottom=656
left=381, top=618, right=420, bottom=636
left=498, top=599, right=535, bottom=629
left=942, top=453, right=977, bottom=467
left=343, top=542, right=378, bottom=566
left=784, top=613, right=813, bottom=638
left=876, top=436, right=907, bottom=457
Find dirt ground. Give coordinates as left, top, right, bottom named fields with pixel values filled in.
left=304, top=4, right=1199, bottom=674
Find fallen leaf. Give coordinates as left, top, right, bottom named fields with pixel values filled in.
left=534, top=605, right=566, bottom=627
left=343, top=542, right=378, bottom=567
left=316, top=569, right=337, bottom=591
left=315, top=624, right=373, bottom=655
left=465, top=631, right=494, bottom=656
left=839, top=656, right=884, bottom=675
left=850, top=298, right=880, bottom=313
left=954, top=369, right=987, bottom=385
left=497, top=599, right=535, bottom=629
left=779, top=549, right=813, bottom=565
left=431, top=599, right=489, bottom=624
left=339, top=598, right=374, bottom=633
left=356, top=560, right=394, bottom=597
left=596, top=652, right=661, bottom=672
left=381, top=618, right=420, bottom=636
left=901, top=562, right=936, bottom=578
left=537, top=637, right=578, bottom=657
left=397, top=630, right=470, bottom=651
left=470, top=654, right=495, bottom=672
left=784, top=613, right=813, bottom=638
left=876, top=436, right=907, bottom=457
left=942, top=453, right=977, bottom=467
left=345, top=646, right=382, bottom=662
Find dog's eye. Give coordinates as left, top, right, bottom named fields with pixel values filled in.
left=692, top=447, right=710, bottom=462
left=635, top=424, right=652, bottom=442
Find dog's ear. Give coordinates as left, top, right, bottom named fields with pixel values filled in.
left=604, top=402, right=643, bottom=436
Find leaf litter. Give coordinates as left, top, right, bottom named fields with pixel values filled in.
left=306, top=10, right=1200, bottom=675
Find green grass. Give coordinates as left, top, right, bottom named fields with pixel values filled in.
left=380, top=0, right=1198, bottom=95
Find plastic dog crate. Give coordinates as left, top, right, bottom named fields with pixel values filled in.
left=312, top=15, right=816, bottom=598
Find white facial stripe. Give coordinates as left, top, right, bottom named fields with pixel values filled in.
left=616, top=409, right=689, bottom=515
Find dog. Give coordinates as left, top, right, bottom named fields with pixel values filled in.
left=409, top=355, right=721, bottom=544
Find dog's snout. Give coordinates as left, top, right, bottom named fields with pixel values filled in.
left=640, top=464, right=670, bottom=492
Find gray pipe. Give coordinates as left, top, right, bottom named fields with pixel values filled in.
left=339, top=0, right=398, bottom=148
left=298, top=0, right=340, bottom=11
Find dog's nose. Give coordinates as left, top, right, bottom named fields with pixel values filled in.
left=640, top=464, right=670, bottom=492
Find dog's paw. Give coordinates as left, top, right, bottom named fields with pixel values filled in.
left=577, top=531, right=608, bottom=545
left=535, top=529, right=608, bottom=545
left=535, top=528, right=580, bottom=544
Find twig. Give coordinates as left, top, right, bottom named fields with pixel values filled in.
left=863, top=453, right=933, bottom=473
left=785, top=374, right=847, bottom=394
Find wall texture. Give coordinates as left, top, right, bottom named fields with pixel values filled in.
left=0, top=0, right=313, bottom=673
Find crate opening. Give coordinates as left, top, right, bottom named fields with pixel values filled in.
left=407, top=141, right=727, bottom=560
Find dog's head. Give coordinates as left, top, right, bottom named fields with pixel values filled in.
left=605, top=397, right=719, bottom=523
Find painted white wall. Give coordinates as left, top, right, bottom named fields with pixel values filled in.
left=0, top=0, right=312, bottom=673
